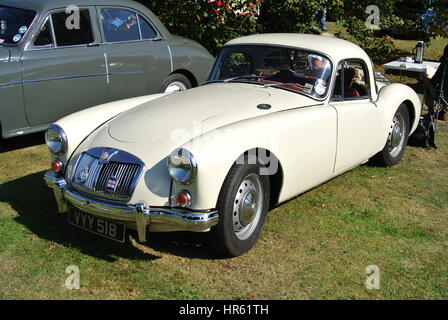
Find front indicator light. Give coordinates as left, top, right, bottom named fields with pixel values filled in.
left=175, top=191, right=192, bottom=208
left=51, top=160, right=63, bottom=173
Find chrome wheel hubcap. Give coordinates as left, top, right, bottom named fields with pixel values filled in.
left=388, top=114, right=406, bottom=157
left=164, top=81, right=187, bottom=93
left=232, top=174, right=263, bottom=240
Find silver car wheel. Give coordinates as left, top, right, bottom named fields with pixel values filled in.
left=232, top=173, right=263, bottom=241
left=388, top=113, right=406, bottom=158
left=164, top=81, right=188, bottom=93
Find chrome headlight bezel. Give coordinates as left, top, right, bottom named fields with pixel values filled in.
left=45, top=124, right=68, bottom=155
left=167, top=148, right=197, bottom=185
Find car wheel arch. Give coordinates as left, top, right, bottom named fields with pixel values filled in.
left=169, top=69, right=198, bottom=88
left=402, top=99, right=417, bottom=133
left=218, top=148, right=284, bottom=211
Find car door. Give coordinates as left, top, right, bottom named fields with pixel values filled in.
left=21, top=7, right=108, bottom=126
left=97, top=6, right=171, bottom=101
left=330, top=59, right=381, bottom=173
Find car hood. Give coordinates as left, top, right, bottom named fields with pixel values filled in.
left=0, top=46, right=10, bottom=62
left=108, top=82, right=317, bottom=144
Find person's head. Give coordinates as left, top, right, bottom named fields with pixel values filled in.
left=308, top=54, right=328, bottom=68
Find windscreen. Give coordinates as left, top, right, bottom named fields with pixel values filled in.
left=0, top=5, right=36, bottom=44
left=208, top=45, right=333, bottom=99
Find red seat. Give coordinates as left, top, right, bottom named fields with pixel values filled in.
left=345, top=88, right=360, bottom=97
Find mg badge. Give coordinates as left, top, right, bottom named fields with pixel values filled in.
left=100, top=151, right=110, bottom=161
left=78, top=167, right=89, bottom=183
left=100, top=150, right=118, bottom=163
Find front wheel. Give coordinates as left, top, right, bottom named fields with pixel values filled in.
left=371, top=103, right=410, bottom=167
left=161, top=73, right=192, bottom=93
left=208, top=163, right=270, bottom=257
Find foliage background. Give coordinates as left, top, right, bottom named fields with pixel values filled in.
left=137, top=0, right=447, bottom=59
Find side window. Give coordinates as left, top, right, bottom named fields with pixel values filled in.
left=34, top=18, right=53, bottom=47
left=333, top=60, right=370, bottom=100
left=51, top=9, right=94, bottom=46
left=138, top=15, right=157, bottom=39
left=101, top=9, right=140, bottom=42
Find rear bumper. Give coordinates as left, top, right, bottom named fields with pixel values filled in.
left=44, top=171, right=218, bottom=242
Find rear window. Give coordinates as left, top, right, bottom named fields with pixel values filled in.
left=0, top=5, right=36, bottom=44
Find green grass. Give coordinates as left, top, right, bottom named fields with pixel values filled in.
left=1, top=29, right=448, bottom=300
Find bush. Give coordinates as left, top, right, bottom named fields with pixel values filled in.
left=258, top=0, right=342, bottom=34
left=137, top=0, right=261, bottom=55
left=138, top=0, right=447, bottom=60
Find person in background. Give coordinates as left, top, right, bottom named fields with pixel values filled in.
left=318, top=8, right=328, bottom=32
left=423, top=44, right=448, bottom=117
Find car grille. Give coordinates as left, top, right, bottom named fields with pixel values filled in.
left=71, top=148, right=144, bottom=201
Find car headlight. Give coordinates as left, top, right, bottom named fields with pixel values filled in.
left=167, top=148, right=197, bottom=184
left=45, top=124, right=67, bottom=155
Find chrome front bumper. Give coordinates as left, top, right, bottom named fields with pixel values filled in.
left=44, top=171, right=219, bottom=242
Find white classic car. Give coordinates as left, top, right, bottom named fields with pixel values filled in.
left=45, top=34, right=421, bottom=257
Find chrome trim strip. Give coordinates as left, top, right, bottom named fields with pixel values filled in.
left=0, top=81, right=21, bottom=87
left=49, top=13, right=57, bottom=48
left=167, top=45, right=173, bottom=72
left=104, top=52, right=110, bottom=84
left=23, top=73, right=108, bottom=84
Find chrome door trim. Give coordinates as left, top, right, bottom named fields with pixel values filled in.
left=22, top=73, right=108, bottom=83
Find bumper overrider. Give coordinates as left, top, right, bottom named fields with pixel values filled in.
left=44, top=170, right=219, bottom=242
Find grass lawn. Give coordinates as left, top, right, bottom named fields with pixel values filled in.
left=0, top=28, right=447, bottom=300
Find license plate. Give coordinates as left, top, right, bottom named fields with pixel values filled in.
left=68, top=207, right=125, bottom=243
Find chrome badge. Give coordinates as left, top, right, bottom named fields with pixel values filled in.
left=78, top=167, right=89, bottom=183
left=100, top=151, right=110, bottom=161
left=100, top=149, right=118, bottom=163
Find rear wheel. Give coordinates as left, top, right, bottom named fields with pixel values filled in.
left=372, top=104, right=410, bottom=167
left=208, top=162, right=270, bottom=257
left=161, top=73, right=192, bottom=93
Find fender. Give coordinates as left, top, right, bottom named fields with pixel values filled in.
left=52, top=93, right=167, bottom=163
left=375, top=83, right=422, bottom=151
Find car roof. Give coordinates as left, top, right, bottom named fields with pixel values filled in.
left=1, top=0, right=170, bottom=37
left=0, top=0, right=148, bottom=13
left=225, top=33, right=371, bottom=64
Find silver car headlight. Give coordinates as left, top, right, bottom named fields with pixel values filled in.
left=167, top=148, right=197, bottom=184
left=45, top=124, right=67, bottom=155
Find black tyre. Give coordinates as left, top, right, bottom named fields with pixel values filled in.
left=161, top=73, right=192, bottom=93
left=371, top=103, right=410, bottom=167
left=208, top=162, right=270, bottom=257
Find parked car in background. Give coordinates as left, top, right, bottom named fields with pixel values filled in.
left=45, top=34, right=421, bottom=257
left=0, top=0, right=214, bottom=139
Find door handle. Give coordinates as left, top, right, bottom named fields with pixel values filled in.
left=87, top=42, right=100, bottom=47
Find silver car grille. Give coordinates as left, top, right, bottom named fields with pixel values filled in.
left=71, top=148, right=144, bottom=201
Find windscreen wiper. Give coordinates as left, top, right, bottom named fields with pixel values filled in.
left=223, top=73, right=264, bottom=83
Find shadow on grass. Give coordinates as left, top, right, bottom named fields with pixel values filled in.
left=0, top=132, right=46, bottom=153
left=1, top=170, right=222, bottom=261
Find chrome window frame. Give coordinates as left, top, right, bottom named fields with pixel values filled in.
left=27, top=6, right=98, bottom=51
left=330, top=58, right=372, bottom=103
left=97, top=6, right=164, bottom=45
left=32, top=15, right=55, bottom=48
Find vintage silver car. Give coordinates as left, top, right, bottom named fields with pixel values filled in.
left=45, top=34, right=421, bottom=257
left=0, top=0, right=214, bottom=138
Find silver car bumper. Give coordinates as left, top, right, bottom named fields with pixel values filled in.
left=44, top=170, right=219, bottom=242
